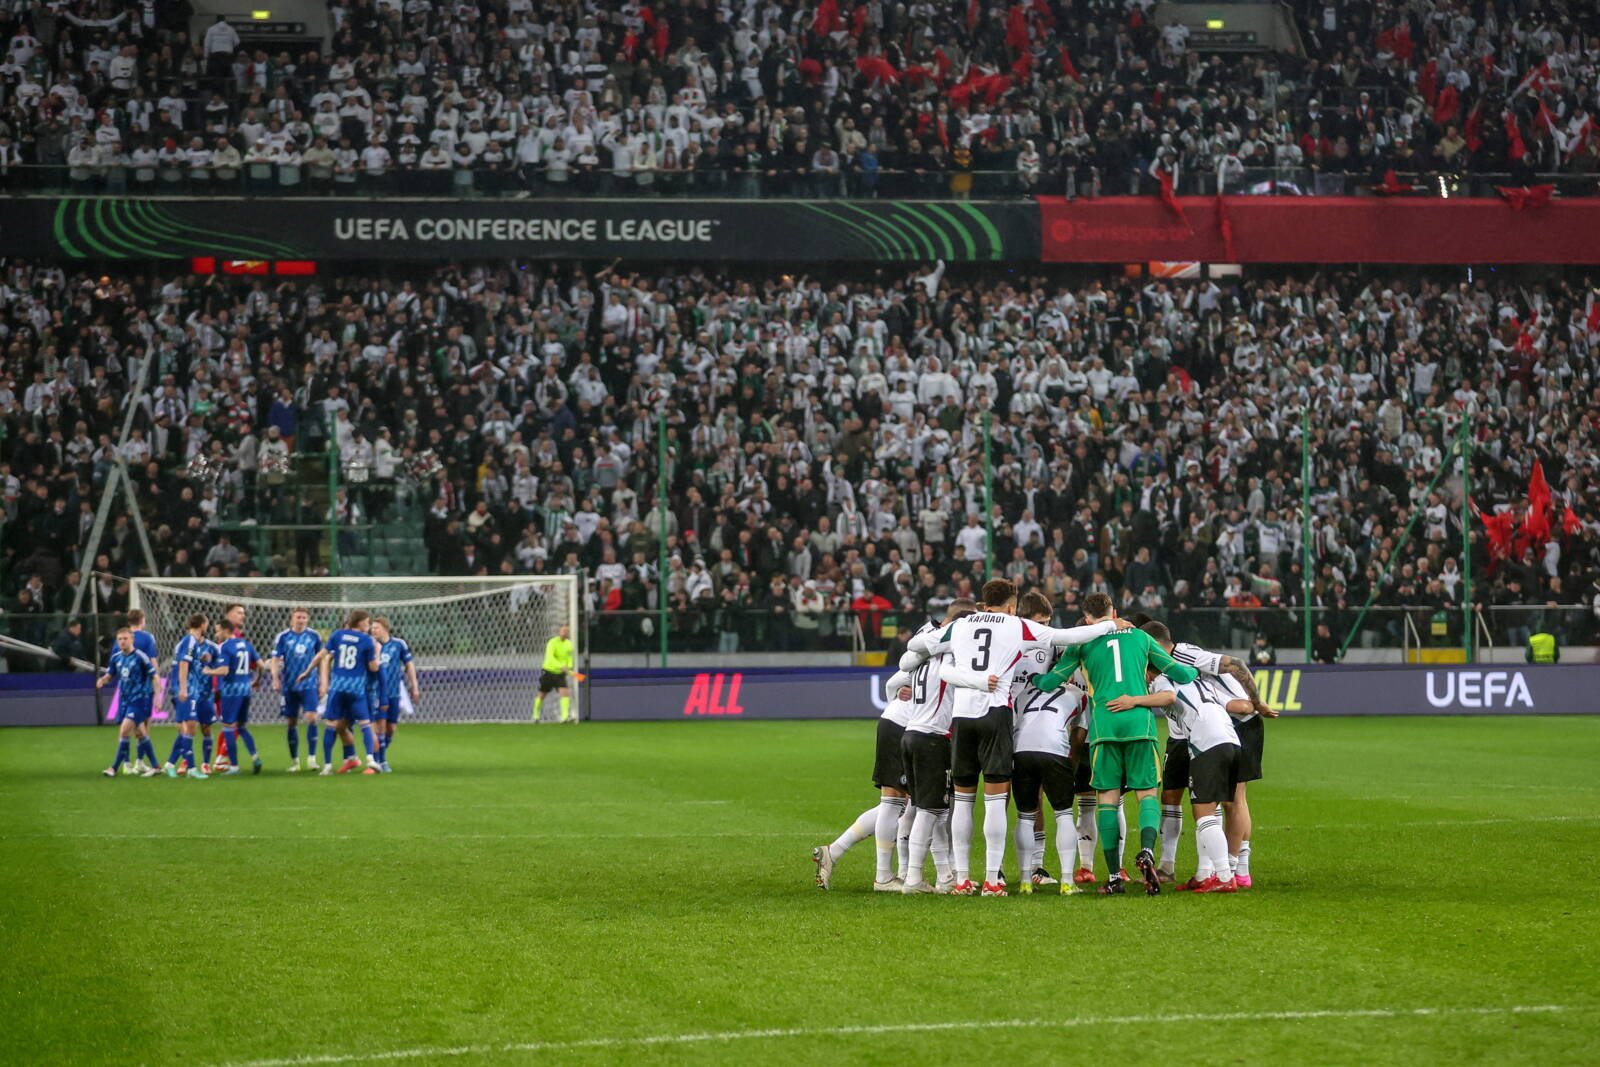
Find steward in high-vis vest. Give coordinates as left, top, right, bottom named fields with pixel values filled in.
left=1526, top=632, right=1559, bottom=663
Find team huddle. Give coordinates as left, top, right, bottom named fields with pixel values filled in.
left=812, top=579, right=1275, bottom=897
left=97, top=605, right=420, bottom=779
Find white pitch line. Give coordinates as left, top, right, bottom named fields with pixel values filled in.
left=218, top=1005, right=1574, bottom=1067
left=0, top=830, right=814, bottom=842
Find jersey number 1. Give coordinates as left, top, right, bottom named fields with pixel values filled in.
left=1107, top=637, right=1123, bottom=683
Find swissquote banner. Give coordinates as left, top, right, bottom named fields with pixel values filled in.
left=584, top=664, right=1600, bottom=721
left=0, top=197, right=1036, bottom=262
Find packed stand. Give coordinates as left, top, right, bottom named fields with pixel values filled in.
left=2, top=259, right=1599, bottom=662
left=0, top=0, right=1597, bottom=201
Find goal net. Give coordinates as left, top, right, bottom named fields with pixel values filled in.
left=128, top=577, right=580, bottom=724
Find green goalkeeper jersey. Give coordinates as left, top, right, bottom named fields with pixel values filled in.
left=1035, top=628, right=1196, bottom=744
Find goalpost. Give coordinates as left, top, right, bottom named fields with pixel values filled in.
left=128, top=577, right=581, bottom=724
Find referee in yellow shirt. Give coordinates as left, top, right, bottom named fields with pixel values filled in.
left=535, top=625, right=576, bottom=723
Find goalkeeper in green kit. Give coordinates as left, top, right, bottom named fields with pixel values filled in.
left=1035, top=594, right=1197, bottom=896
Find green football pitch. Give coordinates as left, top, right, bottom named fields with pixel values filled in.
left=1, top=717, right=1596, bottom=1066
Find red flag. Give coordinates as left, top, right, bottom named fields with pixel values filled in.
left=1393, top=23, right=1413, bottom=63
left=1006, top=4, right=1029, bottom=50
left=1563, top=506, right=1583, bottom=537
left=1495, top=184, right=1554, bottom=210
left=812, top=0, right=840, bottom=35
left=1030, top=0, right=1054, bottom=28
left=639, top=5, right=656, bottom=29
left=1418, top=60, right=1437, bottom=106
left=797, top=57, right=822, bottom=84
left=1372, top=169, right=1414, bottom=195
left=1011, top=50, right=1032, bottom=81
left=1477, top=503, right=1517, bottom=561
left=621, top=29, right=639, bottom=60
left=1537, top=99, right=1561, bottom=139
left=1526, top=460, right=1552, bottom=543
left=967, top=0, right=980, bottom=31
left=1058, top=46, right=1080, bottom=82
left=1157, top=169, right=1188, bottom=226
left=1216, top=194, right=1236, bottom=261
left=1464, top=102, right=1484, bottom=151
left=850, top=4, right=868, bottom=36
left=980, top=73, right=1011, bottom=104
left=1513, top=61, right=1554, bottom=98
left=1433, top=84, right=1459, bottom=125
left=1566, top=114, right=1595, bottom=163
left=1586, top=293, right=1600, bottom=336
left=899, top=65, right=935, bottom=85
left=653, top=18, right=669, bottom=59
left=1505, top=111, right=1527, bottom=161
left=855, top=55, right=898, bottom=85
left=933, top=48, right=953, bottom=82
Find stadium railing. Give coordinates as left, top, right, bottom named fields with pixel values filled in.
left=6, top=163, right=1594, bottom=201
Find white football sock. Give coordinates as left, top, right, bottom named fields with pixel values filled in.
left=1118, top=802, right=1128, bottom=864
left=932, top=809, right=953, bottom=880
left=1237, top=839, right=1252, bottom=877
left=904, top=808, right=939, bottom=887
left=1014, top=811, right=1036, bottom=875
left=951, top=792, right=976, bottom=882
left=1053, top=808, right=1075, bottom=879
left=1034, top=823, right=1046, bottom=868
left=1229, top=853, right=1241, bottom=876
left=896, top=803, right=915, bottom=877
left=1159, top=805, right=1183, bottom=872
left=982, top=792, right=1008, bottom=883
left=829, top=806, right=877, bottom=862
left=1075, top=796, right=1097, bottom=867
left=873, top=797, right=906, bottom=881
left=1195, top=812, right=1231, bottom=883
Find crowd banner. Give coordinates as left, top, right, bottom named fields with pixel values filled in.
left=583, top=664, right=1600, bottom=721
left=8, top=195, right=1600, bottom=263
left=0, top=197, right=1037, bottom=262
left=1037, top=195, right=1600, bottom=264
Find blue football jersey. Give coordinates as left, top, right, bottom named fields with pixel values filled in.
left=325, top=629, right=377, bottom=695
left=132, top=628, right=158, bottom=666
left=218, top=637, right=260, bottom=697
left=377, top=637, right=413, bottom=700
left=169, top=634, right=206, bottom=695
left=106, top=649, right=157, bottom=703
left=274, top=627, right=323, bottom=693
left=197, top=640, right=222, bottom=705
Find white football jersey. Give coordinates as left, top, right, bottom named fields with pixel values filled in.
left=894, top=620, right=957, bottom=736
left=905, top=614, right=1116, bottom=720
left=1171, top=640, right=1258, bottom=723
left=1015, top=679, right=1085, bottom=758
left=1151, top=675, right=1240, bottom=753
left=880, top=695, right=912, bottom=728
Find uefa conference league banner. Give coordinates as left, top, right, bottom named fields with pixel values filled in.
left=0, top=197, right=1037, bottom=262
left=584, top=664, right=1600, bottom=722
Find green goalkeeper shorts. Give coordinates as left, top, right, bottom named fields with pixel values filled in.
left=1090, top=739, right=1162, bottom=792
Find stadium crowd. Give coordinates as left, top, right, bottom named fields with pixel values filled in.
left=3, top=258, right=1599, bottom=658
left=0, top=0, right=1597, bottom=199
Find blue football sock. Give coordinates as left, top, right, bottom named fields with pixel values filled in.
left=238, top=727, right=258, bottom=758
left=360, top=724, right=376, bottom=757
left=342, top=741, right=356, bottom=760
left=112, top=739, right=130, bottom=770
left=287, top=723, right=299, bottom=759
left=136, top=738, right=155, bottom=766
left=323, top=726, right=337, bottom=763
left=223, top=728, right=237, bottom=763
left=378, top=732, right=390, bottom=761
left=167, top=734, right=185, bottom=765
left=202, top=735, right=214, bottom=765
left=306, top=723, right=319, bottom=758
left=182, top=736, right=196, bottom=769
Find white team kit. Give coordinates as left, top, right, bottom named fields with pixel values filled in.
left=814, top=611, right=1268, bottom=896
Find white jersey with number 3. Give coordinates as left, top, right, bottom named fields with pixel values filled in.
left=905, top=614, right=1116, bottom=720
